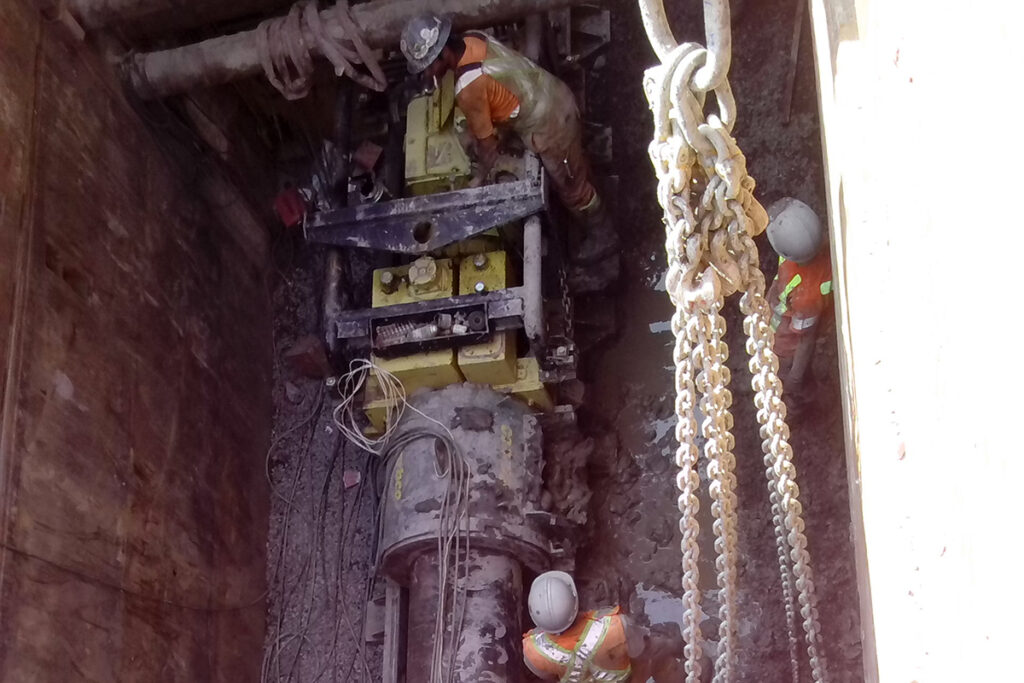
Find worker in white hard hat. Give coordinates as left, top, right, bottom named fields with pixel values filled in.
left=399, top=14, right=618, bottom=264
left=522, top=571, right=638, bottom=681
left=765, top=197, right=833, bottom=405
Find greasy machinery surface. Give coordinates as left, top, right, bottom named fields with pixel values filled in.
left=377, top=386, right=551, bottom=681
left=283, top=12, right=611, bottom=681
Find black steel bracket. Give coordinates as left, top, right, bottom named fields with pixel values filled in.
left=304, top=157, right=546, bottom=254
left=329, top=287, right=529, bottom=350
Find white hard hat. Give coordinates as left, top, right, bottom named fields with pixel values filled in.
left=766, top=197, right=824, bottom=264
left=529, top=571, right=579, bottom=633
left=400, top=14, right=452, bottom=74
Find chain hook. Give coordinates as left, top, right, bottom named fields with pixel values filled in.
left=637, top=0, right=829, bottom=680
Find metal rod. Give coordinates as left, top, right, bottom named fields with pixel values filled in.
left=524, top=14, right=544, bottom=62
left=323, top=80, right=352, bottom=360
left=522, top=214, right=545, bottom=348
left=125, top=0, right=590, bottom=99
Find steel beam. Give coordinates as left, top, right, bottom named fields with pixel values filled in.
left=125, top=0, right=590, bottom=99
left=304, top=170, right=544, bottom=254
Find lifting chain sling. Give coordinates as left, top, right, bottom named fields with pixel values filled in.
left=637, top=1, right=829, bottom=682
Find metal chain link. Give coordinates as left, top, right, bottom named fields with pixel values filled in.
left=740, top=276, right=829, bottom=682
left=694, top=303, right=740, bottom=681
left=639, top=1, right=829, bottom=681
left=559, top=265, right=575, bottom=341
left=671, top=308, right=704, bottom=682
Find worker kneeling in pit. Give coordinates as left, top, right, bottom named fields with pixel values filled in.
left=523, top=571, right=640, bottom=682
left=765, top=198, right=833, bottom=414
left=400, top=14, right=618, bottom=265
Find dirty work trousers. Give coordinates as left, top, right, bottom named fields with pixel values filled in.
left=519, top=83, right=597, bottom=212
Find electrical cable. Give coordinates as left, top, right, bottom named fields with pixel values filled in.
left=329, top=443, right=374, bottom=683
left=268, top=358, right=473, bottom=682
left=261, top=387, right=324, bottom=683
left=331, top=357, right=408, bottom=454
left=376, top=405, right=472, bottom=683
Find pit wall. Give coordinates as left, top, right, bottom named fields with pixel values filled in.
left=0, top=2, right=272, bottom=680
left=809, top=0, right=1023, bottom=680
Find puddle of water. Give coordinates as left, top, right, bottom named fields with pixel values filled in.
left=648, top=319, right=672, bottom=334
left=635, top=583, right=686, bottom=637
left=652, top=416, right=675, bottom=443
left=645, top=266, right=668, bottom=292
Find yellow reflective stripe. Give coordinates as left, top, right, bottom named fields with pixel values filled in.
left=820, top=280, right=832, bottom=296
left=773, top=273, right=802, bottom=321
left=781, top=273, right=802, bottom=300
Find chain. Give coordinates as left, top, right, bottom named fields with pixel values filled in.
left=740, top=277, right=829, bottom=682
left=638, top=1, right=828, bottom=681
left=558, top=266, right=575, bottom=341
left=672, top=308, right=703, bottom=681
left=694, top=303, right=740, bottom=681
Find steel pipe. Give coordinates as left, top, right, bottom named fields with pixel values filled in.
left=67, top=0, right=287, bottom=30
left=522, top=214, right=545, bottom=348
left=125, top=0, right=589, bottom=99
left=406, top=550, right=524, bottom=682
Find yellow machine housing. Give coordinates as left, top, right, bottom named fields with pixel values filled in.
left=404, top=72, right=472, bottom=196
left=371, top=256, right=454, bottom=308
left=494, top=357, right=554, bottom=412
left=362, top=250, right=553, bottom=433
left=363, top=82, right=554, bottom=433
left=458, top=251, right=518, bottom=385
left=370, top=257, right=463, bottom=396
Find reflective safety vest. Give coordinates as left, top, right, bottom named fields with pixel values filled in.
left=454, top=33, right=579, bottom=154
left=523, top=608, right=631, bottom=682
left=769, top=254, right=833, bottom=332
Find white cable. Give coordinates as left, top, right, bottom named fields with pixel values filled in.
left=333, top=358, right=474, bottom=682
left=331, top=358, right=408, bottom=453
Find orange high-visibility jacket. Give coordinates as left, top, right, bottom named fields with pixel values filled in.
left=767, top=252, right=833, bottom=357
left=522, top=607, right=632, bottom=682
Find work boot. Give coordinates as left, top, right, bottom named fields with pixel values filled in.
left=572, top=196, right=619, bottom=265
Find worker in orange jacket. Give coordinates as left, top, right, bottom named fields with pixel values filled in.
left=400, top=14, right=618, bottom=264
left=522, top=571, right=639, bottom=682
left=765, top=198, right=833, bottom=404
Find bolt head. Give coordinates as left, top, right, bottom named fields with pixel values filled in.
left=473, top=253, right=488, bottom=269
left=409, top=256, right=438, bottom=287
left=474, top=281, right=486, bottom=293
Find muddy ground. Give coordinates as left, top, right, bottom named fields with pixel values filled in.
left=261, top=0, right=863, bottom=681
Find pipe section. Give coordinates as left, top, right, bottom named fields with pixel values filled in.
left=522, top=214, right=545, bottom=348
left=125, top=0, right=588, bottom=99
left=67, top=0, right=286, bottom=30
left=406, top=550, right=524, bottom=682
